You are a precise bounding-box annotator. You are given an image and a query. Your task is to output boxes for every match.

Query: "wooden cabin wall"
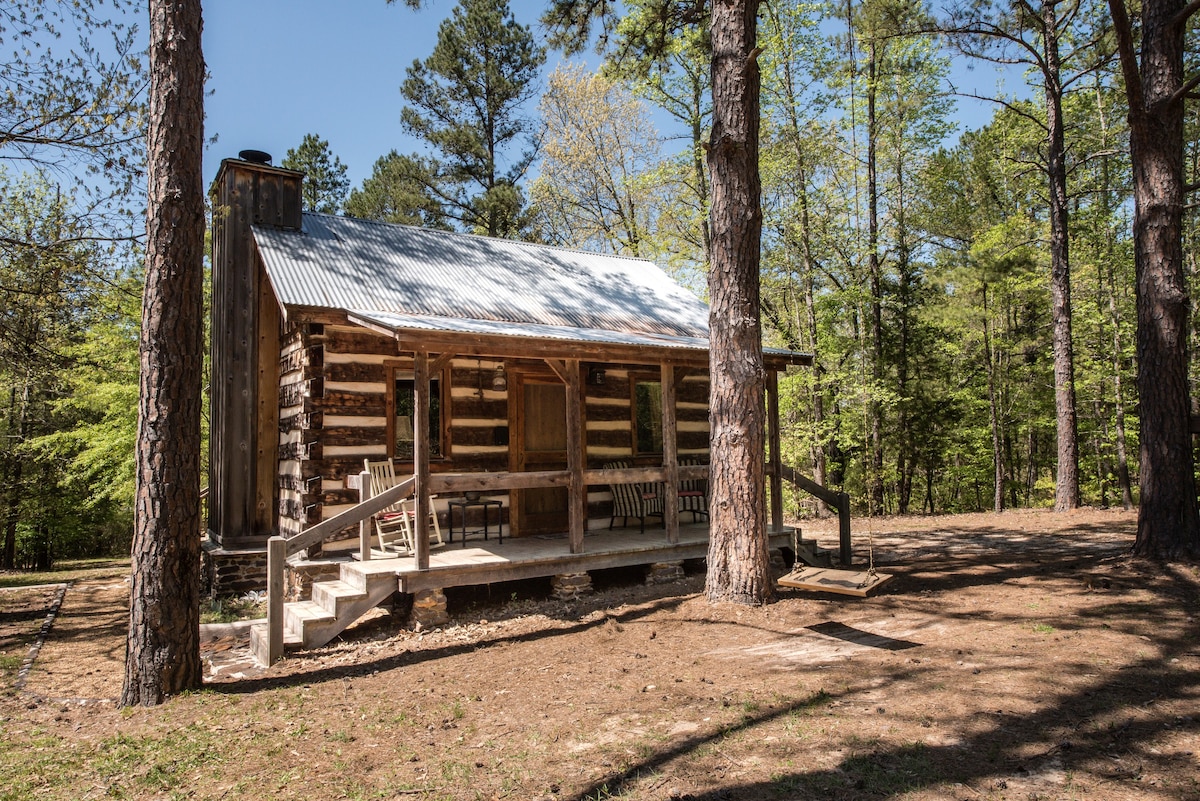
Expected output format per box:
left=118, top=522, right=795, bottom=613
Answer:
left=583, top=369, right=710, bottom=462
left=274, top=321, right=712, bottom=540
left=583, top=368, right=710, bottom=520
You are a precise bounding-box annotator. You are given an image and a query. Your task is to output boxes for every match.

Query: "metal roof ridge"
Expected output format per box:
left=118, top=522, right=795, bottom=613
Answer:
left=305, top=211, right=660, bottom=266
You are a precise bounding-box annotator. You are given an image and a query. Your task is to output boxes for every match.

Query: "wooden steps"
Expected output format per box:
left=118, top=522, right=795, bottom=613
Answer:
left=251, top=561, right=400, bottom=666
left=793, top=537, right=835, bottom=568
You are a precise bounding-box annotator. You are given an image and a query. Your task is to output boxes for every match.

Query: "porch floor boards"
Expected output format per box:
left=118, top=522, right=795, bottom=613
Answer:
left=349, top=523, right=798, bottom=593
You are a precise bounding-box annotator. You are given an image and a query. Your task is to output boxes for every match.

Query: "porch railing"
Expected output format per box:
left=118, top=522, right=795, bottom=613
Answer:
left=777, top=464, right=852, bottom=565
left=264, top=472, right=415, bottom=665
left=263, top=464, right=698, bottom=664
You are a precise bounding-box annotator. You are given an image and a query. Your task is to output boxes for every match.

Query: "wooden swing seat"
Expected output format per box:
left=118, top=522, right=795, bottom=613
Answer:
left=777, top=566, right=893, bottom=597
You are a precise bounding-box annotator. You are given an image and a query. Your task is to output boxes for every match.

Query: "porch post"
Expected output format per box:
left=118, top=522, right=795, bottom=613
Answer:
left=414, top=351, right=431, bottom=570
left=767, top=369, right=783, bottom=533
left=661, top=363, right=680, bottom=544
left=565, top=359, right=586, bottom=554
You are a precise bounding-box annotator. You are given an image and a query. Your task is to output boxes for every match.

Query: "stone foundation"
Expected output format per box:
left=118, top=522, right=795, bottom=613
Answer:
left=646, top=561, right=685, bottom=585
left=201, top=541, right=268, bottom=597
left=551, top=571, right=593, bottom=600
left=411, top=588, right=450, bottom=629
left=771, top=548, right=789, bottom=572
left=285, top=557, right=344, bottom=602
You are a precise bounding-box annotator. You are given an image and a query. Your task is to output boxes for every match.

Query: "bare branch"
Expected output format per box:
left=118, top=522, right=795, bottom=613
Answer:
left=1107, top=0, right=1144, bottom=114
left=1171, top=0, right=1200, bottom=28
left=1167, top=73, right=1200, bottom=108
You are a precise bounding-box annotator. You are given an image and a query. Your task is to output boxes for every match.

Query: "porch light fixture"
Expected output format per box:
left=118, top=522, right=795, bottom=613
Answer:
left=492, top=363, right=508, bottom=391
left=587, top=366, right=606, bottom=386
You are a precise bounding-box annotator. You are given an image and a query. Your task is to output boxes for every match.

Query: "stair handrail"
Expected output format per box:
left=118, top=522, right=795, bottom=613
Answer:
left=265, top=474, right=416, bottom=665
left=282, top=474, right=416, bottom=558
left=778, top=464, right=852, bottom=565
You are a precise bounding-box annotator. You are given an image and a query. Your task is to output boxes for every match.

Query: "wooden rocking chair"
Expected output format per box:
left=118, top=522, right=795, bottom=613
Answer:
left=364, top=459, right=444, bottom=556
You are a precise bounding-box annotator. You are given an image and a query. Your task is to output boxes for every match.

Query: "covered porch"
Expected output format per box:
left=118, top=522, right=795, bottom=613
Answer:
left=253, top=517, right=811, bottom=665
left=321, top=522, right=799, bottom=596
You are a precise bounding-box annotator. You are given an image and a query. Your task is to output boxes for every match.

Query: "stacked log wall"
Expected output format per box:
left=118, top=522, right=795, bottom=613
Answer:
left=274, top=322, right=712, bottom=540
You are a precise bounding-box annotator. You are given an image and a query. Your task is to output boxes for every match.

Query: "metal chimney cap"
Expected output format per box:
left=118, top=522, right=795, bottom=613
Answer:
left=238, top=149, right=272, bottom=164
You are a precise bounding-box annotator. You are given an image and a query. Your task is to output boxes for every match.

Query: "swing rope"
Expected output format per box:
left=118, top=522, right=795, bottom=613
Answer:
left=858, top=298, right=880, bottom=590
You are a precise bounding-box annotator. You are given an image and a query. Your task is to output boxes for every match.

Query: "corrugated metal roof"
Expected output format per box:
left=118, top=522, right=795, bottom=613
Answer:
left=253, top=213, right=710, bottom=339
left=346, top=309, right=712, bottom=353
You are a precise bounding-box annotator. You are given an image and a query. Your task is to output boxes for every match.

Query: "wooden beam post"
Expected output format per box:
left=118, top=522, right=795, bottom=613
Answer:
left=565, top=359, right=586, bottom=553
left=266, top=535, right=285, bottom=665
left=767, top=369, right=783, bottom=533
left=662, top=363, right=680, bottom=544
left=414, top=351, right=431, bottom=570
left=358, top=468, right=373, bottom=562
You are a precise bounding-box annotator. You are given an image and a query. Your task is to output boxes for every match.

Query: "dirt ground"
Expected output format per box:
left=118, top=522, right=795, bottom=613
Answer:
left=2, top=507, right=1199, bottom=800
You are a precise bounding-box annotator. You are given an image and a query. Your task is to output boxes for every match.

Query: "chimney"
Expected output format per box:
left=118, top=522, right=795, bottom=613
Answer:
left=208, top=155, right=303, bottom=548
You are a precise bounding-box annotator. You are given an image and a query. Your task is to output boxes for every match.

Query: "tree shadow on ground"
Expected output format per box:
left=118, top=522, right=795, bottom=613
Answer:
left=565, top=560, right=1200, bottom=800
left=211, top=590, right=697, bottom=694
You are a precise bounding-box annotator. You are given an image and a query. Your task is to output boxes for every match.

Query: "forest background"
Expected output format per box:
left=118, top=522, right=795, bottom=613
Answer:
left=0, top=0, right=1176, bottom=569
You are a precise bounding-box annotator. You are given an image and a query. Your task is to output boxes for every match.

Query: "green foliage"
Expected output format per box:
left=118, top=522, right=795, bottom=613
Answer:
left=345, top=151, right=449, bottom=227
left=281, top=133, right=350, bottom=214
left=529, top=64, right=664, bottom=256
left=394, top=0, right=546, bottom=237
left=0, top=173, right=140, bottom=568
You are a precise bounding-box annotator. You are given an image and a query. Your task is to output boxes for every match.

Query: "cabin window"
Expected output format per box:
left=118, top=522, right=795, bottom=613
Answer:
left=632, top=378, right=663, bottom=455
left=389, top=368, right=444, bottom=460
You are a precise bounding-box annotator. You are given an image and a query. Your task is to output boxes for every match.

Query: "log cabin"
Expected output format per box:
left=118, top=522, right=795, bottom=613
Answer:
left=200, top=154, right=818, bottom=664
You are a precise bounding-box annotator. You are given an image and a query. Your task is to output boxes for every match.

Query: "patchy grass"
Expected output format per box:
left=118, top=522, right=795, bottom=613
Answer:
left=200, top=593, right=267, bottom=624
left=6, top=508, right=1200, bottom=801
left=0, top=557, right=128, bottom=589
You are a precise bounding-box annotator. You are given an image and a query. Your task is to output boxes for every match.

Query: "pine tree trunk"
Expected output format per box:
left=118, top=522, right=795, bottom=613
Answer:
left=122, top=0, right=205, bottom=706
left=1, top=382, right=28, bottom=570
left=983, top=287, right=1005, bottom=513
left=1109, top=0, right=1200, bottom=559
left=866, top=44, right=886, bottom=515
left=705, top=0, right=772, bottom=605
left=1110, top=291, right=1135, bottom=510
left=1042, top=3, right=1081, bottom=511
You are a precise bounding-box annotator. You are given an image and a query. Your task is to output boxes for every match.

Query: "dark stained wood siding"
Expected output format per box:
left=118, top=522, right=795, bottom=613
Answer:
left=273, top=324, right=712, bottom=541
left=208, top=160, right=302, bottom=547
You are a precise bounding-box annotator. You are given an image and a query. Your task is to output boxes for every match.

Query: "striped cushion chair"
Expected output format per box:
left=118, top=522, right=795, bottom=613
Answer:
left=605, top=460, right=665, bottom=533
left=678, top=456, right=709, bottom=522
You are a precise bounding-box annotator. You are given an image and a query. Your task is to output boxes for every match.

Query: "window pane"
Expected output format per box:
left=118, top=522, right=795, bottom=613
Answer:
left=634, top=380, right=663, bottom=454
left=394, top=375, right=441, bottom=459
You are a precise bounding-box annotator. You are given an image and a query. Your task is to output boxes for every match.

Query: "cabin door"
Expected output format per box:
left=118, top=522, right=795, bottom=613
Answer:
left=511, top=377, right=569, bottom=537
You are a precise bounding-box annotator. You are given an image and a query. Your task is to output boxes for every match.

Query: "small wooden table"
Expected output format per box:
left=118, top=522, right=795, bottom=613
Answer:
left=447, top=498, right=504, bottom=546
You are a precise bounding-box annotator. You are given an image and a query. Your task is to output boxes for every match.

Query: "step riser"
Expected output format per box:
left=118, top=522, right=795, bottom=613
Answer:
left=311, top=582, right=368, bottom=617
left=255, top=568, right=401, bottom=664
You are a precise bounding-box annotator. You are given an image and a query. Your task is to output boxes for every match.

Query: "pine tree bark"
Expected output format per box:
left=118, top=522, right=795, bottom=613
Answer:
left=866, top=42, right=886, bottom=515
left=1109, top=0, right=1200, bottom=560
left=1041, top=2, right=1081, bottom=511
left=122, top=0, right=205, bottom=706
left=983, top=287, right=1005, bottom=513
left=705, top=0, right=773, bottom=605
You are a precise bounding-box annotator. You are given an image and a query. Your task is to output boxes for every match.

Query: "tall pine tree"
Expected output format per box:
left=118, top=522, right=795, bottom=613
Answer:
left=389, top=0, right=544, bottom=237
left=282, top=133, right=350, bottom=214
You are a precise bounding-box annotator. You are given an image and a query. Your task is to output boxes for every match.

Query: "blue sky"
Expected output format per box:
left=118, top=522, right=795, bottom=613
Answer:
left=202, top=0, right=563, bottom=189
left=202, top=0, right=1011, bottom=192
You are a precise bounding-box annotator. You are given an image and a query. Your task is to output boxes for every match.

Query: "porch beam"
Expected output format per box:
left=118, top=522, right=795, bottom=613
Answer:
left=347, top=318, right=809, bottom=372
left=428, top=351, right=455, bottom=375
left=767, top=369, right=784, bottom=533
left=414, top=351, right=431, bottom=570
left=564, top=359, right=586, bottom=553
left=427, top=466, right=699, bottom=495
left=661, top=362, right=680, bottom=544
left=542, top=358, right=571, bottom=385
